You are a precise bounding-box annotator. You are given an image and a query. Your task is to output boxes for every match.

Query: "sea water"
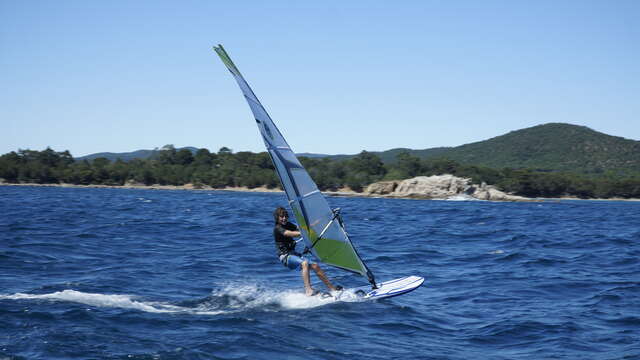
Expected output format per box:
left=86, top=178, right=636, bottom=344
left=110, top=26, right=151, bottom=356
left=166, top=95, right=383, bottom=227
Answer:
left=0, top=186, right=638, bottom=359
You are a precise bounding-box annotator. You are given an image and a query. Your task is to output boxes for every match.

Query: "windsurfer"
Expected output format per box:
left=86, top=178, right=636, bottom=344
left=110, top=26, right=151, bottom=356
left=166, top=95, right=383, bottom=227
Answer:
left=273, top=207, right=342, bottom=296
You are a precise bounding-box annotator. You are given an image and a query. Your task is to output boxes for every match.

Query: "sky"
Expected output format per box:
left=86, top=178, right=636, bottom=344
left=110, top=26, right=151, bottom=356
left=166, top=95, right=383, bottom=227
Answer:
left=1, top=1, right=639, bottom=157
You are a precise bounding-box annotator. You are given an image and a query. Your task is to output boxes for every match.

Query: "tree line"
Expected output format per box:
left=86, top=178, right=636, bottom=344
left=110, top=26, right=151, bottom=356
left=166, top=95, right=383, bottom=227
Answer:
left=1, top=146, right=639, bottom=199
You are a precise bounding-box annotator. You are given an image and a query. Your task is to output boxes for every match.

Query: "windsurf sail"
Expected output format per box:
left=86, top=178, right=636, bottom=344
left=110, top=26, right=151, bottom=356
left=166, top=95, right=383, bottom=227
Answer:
left=213, top=44, right=376, bottom=287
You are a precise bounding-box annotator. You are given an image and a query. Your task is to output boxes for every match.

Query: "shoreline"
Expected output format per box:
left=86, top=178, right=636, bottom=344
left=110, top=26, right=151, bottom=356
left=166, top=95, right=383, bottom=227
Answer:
left=1, top=182, right=638, bottom=202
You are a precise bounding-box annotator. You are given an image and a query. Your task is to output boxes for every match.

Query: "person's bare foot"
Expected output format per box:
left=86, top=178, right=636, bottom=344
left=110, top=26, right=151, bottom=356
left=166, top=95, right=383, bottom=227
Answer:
left=305, top=288, right=319, bottom=296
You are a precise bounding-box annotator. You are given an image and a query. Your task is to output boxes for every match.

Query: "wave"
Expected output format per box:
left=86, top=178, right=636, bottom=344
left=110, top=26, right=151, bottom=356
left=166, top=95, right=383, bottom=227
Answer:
left=444, top=194, right=482, bottom=201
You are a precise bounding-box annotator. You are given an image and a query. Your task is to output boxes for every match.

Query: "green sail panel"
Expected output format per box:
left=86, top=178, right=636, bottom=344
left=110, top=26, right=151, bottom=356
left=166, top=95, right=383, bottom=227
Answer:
left=213, top=44, right=374, bottom=282
left=314, top=238, right=366, bottom=273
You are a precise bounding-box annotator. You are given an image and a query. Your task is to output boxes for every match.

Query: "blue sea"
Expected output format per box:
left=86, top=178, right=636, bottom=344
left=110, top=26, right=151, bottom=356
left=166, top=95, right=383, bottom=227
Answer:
left=1, top=186, right=638, bottom=359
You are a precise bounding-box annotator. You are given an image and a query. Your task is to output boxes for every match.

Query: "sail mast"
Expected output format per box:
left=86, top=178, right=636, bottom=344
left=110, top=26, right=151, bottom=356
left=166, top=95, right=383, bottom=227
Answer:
left=213, top=44, right=376, bottom=287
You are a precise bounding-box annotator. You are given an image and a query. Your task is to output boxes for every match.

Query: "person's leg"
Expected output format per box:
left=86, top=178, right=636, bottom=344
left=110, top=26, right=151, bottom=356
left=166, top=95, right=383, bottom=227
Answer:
left=301, top=260, right=316, bottom=296
left=310, top=263, right=339, bottom=291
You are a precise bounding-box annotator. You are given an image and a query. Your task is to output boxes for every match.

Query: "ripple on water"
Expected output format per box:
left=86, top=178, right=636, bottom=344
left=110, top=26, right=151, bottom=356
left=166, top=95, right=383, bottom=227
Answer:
left=1, top=187, right=639, bottom=359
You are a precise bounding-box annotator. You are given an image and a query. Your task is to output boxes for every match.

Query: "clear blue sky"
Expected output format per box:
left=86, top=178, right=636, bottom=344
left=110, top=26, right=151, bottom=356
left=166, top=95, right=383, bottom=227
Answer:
left=2, top=1, right=638, bottom=157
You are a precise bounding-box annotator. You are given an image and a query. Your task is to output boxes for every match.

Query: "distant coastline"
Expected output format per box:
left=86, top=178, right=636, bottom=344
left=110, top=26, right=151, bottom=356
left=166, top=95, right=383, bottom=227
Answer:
left=0, top=182, right=283, bottom=193
left=2, top=182, right=638, bottom=202
left=4, top=144, right=640, bottom=201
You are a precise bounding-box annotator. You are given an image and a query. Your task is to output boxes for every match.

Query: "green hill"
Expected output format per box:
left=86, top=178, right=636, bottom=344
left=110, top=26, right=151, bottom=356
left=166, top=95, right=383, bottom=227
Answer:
left=430, top=123, right=640, bottom=175
left=348, top=123, right=637, bottom=176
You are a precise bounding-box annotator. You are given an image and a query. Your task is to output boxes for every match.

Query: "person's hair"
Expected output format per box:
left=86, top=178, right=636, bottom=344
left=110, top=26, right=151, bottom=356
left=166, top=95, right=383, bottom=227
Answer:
left=274, top=207, right=288, bottom=224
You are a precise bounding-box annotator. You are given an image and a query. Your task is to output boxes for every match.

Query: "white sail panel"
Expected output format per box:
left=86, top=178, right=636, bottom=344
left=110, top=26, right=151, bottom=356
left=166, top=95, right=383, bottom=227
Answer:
left=269, top=151, right=297, bottom=199
left=278, top=150, right=304, bottom=170
left=290, top=169, right=319, bottom=199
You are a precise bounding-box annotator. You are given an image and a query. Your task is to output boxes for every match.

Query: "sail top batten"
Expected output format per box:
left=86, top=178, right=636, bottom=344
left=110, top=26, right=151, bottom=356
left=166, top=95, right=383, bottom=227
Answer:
left=214, top=45, right=375, bottom=283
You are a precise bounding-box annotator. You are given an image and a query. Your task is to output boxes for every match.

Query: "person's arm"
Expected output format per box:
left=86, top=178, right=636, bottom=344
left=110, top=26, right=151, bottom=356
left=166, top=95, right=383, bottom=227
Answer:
left=276, top=223, right=301, bottom=238
left=283, top=229, right=301, bottom=237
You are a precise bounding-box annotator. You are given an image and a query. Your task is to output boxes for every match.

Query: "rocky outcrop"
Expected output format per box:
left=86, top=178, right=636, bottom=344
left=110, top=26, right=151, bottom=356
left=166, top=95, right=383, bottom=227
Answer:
left=392, top=175, right=469, bottom=199
left=469, top=182, right=528, bottom=201
left=364, top=175, right=529, bottom=201
left=366, top=181, right=398, bottom=195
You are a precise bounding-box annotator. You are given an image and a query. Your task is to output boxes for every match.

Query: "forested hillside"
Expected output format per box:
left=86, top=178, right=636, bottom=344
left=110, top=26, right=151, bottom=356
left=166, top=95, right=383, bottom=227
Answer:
left=73, top=123, right=639, bottom=177
left=1, top=146, right=639, bottom=199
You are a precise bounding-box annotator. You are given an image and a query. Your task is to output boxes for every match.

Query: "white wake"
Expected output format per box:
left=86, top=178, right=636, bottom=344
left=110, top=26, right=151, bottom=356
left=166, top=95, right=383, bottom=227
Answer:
left=1, top=284, right=363, bottom=315
left=1, top=290, right=195, bottom=314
